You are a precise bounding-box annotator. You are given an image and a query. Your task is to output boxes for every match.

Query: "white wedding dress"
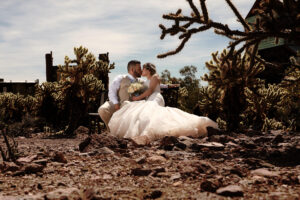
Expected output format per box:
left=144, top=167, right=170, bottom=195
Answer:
left=108, top=80, right=218, bottom=141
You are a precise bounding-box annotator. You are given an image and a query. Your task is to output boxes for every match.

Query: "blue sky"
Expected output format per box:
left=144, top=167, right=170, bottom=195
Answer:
left=0, top=0, right=254, bottom=83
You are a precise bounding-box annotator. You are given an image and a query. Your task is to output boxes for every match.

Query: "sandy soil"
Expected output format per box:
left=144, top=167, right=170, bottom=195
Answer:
left=0, top=128, right=299, bottom=199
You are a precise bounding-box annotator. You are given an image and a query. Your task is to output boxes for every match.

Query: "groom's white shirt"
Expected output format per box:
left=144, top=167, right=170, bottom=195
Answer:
left=108, top=74, right=136, bottom=105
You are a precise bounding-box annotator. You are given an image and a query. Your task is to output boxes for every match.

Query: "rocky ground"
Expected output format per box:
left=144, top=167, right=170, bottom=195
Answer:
left=0, top=127, right=299, bottom=199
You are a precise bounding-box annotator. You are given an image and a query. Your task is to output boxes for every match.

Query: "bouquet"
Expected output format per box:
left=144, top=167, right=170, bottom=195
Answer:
left=128, top=81, right=147, bottom=98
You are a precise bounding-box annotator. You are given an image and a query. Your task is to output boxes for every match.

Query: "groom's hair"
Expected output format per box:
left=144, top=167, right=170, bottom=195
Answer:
left=127, top=60, right=141, bottom=72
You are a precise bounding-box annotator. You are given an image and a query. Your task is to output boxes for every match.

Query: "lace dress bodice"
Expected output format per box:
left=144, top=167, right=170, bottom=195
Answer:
left=144, top=79, right=161, bottom=93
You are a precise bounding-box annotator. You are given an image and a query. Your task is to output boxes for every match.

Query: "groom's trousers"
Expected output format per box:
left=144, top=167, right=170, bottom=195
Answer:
left=98, top=101, right=116, bottom=130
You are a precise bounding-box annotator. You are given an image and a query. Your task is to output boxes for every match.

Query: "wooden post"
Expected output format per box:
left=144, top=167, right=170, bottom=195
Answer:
left=98, top=52, right=110, bottom=93
left=45, top=52, right=54, bottom=82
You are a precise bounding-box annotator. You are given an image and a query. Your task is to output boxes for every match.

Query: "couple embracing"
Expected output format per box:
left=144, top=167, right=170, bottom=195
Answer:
left=98, top=60, right=218, bottom=144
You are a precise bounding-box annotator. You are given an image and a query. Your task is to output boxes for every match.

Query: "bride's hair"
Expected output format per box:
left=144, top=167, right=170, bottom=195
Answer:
left=143, top=63, right=156, bottom=75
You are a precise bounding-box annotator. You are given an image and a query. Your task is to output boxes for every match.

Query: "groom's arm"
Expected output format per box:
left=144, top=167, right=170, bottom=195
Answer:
left=108, top=75, right=123, bottom=109
left=160, top=83, right=168, bottom=88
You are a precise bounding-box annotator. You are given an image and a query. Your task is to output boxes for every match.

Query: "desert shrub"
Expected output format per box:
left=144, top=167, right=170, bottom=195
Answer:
left=0, top=93, right=37, bottom=124
left=202, top=48, right=265, bottom=131
left=196, top=86, right=222, bottom=121
left=35, top=82, right=66, bottom=129
left=161, top=66, right=201, bottom=112
left=56, top=46, right=114, bottom=135
left=243, top=84, right=291, bottom=131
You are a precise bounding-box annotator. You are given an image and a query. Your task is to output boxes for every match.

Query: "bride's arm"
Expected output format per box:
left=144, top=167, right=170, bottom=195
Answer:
left=132, top=75, right=159, bottom=101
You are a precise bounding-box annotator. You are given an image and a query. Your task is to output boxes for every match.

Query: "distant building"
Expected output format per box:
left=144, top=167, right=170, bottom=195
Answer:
left=245, top=0, right=300, bottom=83
left=0, top=78, right=38, bottom=96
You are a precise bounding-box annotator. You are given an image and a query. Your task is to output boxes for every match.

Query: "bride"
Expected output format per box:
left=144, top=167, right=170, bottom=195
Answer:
left=108, top=63, right=218, bottom=142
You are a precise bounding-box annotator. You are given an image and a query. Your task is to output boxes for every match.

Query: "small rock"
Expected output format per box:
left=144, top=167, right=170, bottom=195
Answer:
left=270, top=130, right=284, bottom=135
left=131, top=168, right=152, bottom=176
left=97, top=147, right=114, bottom=155
left=0, top=162, right=20, bottom=172
left=147, top=155, right=167, bottom=163
left=226, top=141, right=238, bottom=147
left=132, top=135, right=150, bottom=146
left=155, top=172, right=171, bottom=178
left=74, top=126, right=89, bottom=135
left=144, top=190, right=162, bottom=199
left=200, top=180, right=220, bottom=193
left=216, top=185, right=243, bottom=197
left=79, top=134, right=122, bottom=152
left=230, top=166, right=247, bottom=177
left=252, top=175, right=267, bottom=184
left=178, top=136, right=195, bottom=148
left=45, top=188, right=81, bottom=200
left=207, top=126, right=222, bottom=136
left=135, top=156, right=146, bottom=164
left=24, top=163, right=44, bottom=174
left=251, top=168, right=279, bottom=177
left=159, top=136, right=178, bottom=151
left=192, top=142, right=224, bottom=151
left=103, top=174, right=112, bottom=180
left=52, top=152, right=67, bottom=163
left=272, top=134, right=284, bottom=144
left=79, top=152, right=90, bottom=157
left=170, top=173, right=181, bottom=180
left=173, top=181, right=182, bottom=186
left=33, top=159, right=48, bottom=166
left=17, top=155, right=37, bottom=163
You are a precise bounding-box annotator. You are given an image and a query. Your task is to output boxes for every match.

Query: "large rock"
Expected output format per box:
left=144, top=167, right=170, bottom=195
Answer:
left=0, top=162, right=20, bottom=172
left=147, top=155, right=167, bottom=164
left=45, top=188, right=94, bottom=200
left=52, top=152, right=68, bottom=163
left=216, top=185, right=244, bottom=197
left=251, top=168, right=279, bottom=177
left=79, top=134, right=129, bottom=152
left=74, top=126, right=89, bottom=135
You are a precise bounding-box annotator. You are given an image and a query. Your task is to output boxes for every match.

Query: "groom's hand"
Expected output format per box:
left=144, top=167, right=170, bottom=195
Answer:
left=114, top=104, right=120, bottom=110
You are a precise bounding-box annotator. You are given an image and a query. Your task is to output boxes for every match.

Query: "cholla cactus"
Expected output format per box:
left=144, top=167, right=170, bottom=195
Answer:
left=262, top=118, right=285, bottom=132
left=0, top=93, right=25, bottom=122
left=23, top=95, right=38, bottom=115
left=57, top=46, right=114, bottom=136
left=35, top=82, right=63, bottom=127
left=244, top=84, right=291, bottom=130
left=202, top=48, right=265, bottom=130
left=279, top=63, right=300, bottom=130
left=0, top=92, right=37, bottom=125
left=197, top=86, right=222, bottom=121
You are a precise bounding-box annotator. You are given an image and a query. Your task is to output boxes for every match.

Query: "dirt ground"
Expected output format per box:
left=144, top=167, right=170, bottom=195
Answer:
left=0, top=127, right=299, bottom=199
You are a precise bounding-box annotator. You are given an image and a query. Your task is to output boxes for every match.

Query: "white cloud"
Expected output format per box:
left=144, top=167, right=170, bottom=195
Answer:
left=0, top=0, right=254, bottom=82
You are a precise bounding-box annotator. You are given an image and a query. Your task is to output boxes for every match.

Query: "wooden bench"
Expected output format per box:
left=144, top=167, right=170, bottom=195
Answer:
left=88, top=90, right=107, bottom=134
left=87, top=86, right=180, bottom=134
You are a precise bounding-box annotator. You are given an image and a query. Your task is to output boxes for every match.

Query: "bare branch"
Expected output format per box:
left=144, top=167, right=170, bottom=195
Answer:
left=225, top=0, right=250, bottom=31
left=157, top=34, right=191, bottom=58
left=199, top=0, right=209, bottom=23
left=187, top=0, right=201, bottom=20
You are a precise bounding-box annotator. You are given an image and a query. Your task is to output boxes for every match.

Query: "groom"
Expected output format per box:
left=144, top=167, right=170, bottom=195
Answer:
left=98, top=60, right=142, bottom=129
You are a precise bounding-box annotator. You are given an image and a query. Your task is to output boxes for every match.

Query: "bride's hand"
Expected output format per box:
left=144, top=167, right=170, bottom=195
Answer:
left=132, top=96, right=138, bottom=101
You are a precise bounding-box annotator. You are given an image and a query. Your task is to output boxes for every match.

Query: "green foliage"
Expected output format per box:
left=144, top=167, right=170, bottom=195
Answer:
left=202, top=49, right=265, bottom=130
left=244, top=84, right=291, bottom=130
left=197, top=86, right=222, bottom=121
left=35, top=82, right=65, bottom=128
left=160, top=66, right=201, bottom=112
left=278, top=64, right=300, bottom=130
left=57, top=46, right=114, bottom=135
left=178, top=66, right=201, bottom=112
left=160, top=69, right=179, bottom=84
left=0, top=92, right=37, bottom=123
